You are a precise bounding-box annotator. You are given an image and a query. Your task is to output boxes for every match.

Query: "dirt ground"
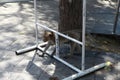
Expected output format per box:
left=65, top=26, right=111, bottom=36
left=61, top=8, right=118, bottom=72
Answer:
left=86, top=33, right=120, bottom=54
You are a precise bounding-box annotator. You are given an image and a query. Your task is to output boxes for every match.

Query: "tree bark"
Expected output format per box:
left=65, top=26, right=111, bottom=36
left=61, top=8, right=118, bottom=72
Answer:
left=59, top=0, right=83, bottom=32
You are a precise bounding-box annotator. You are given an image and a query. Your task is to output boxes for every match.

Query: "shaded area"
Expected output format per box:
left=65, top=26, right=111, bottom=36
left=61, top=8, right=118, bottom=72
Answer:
left=0, top=0, right=120, bottom=80
left=86, top=0, right=120, bottom=35
left=25, top=49, right=120, bottom=80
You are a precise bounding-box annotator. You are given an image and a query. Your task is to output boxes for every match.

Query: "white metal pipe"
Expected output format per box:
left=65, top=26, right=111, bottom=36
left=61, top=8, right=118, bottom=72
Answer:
left=81, top=0, right=86, bottom=71
left=37, top=46, right=83, bottom=73
left=15, top=45, right=37, bottom=55
left=53, top=56, right=83, bottom=73
left=15, top=42, right=48, bottom=55
left=38, top=42, right=48, bottom=47
left=31, top=49, right=38, bottom=62
left=55, top=34, right=60, bottom=57
left=63, top=63, right=106, bottom=80
left=34, top=0, right=39, bottom=46
left=37, top=23, right=83, bottom=45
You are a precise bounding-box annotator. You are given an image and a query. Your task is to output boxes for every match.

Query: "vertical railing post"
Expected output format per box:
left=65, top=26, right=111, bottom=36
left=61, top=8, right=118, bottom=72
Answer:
left=113, top=0, right=120, bottom=34
left=55, top=34, right=60, bottom=57
left=34, top=0, right=39, bottom=46
left=81, top=0, right=86, bottom=71
left=31, top=0, right=39, bottom=62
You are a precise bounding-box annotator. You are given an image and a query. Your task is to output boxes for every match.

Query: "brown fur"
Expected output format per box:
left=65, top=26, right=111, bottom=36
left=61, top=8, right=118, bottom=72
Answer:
left=42, top=30, right=82, bottom=56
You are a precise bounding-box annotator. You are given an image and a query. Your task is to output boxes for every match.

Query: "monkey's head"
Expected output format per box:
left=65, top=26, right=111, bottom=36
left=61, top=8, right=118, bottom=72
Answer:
left=43, top=31, right=55, bottom=42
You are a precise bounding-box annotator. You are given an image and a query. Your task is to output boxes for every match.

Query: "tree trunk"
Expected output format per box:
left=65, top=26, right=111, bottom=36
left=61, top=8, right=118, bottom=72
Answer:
left=59, top=0, right=83, bottom=32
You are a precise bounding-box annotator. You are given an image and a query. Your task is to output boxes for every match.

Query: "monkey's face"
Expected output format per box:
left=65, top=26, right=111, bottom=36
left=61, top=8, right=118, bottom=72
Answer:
left=43, top=31, right=55, bottom=42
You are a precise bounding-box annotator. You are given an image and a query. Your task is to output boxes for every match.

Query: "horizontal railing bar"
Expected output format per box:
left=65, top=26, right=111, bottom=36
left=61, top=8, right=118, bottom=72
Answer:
left=37, top=23, right=83, bottom=45
left=63, top=62, right=107, bottom=80
left=37, top=46, right=83, bottom=73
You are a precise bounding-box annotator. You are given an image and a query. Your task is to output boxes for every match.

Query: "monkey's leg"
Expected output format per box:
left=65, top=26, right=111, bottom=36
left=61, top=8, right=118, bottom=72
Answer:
left=70, top=42, right=77, bottom=55
left=37, top=42, right=51, bottom=57
left=73, top=44, right=82, bottom=56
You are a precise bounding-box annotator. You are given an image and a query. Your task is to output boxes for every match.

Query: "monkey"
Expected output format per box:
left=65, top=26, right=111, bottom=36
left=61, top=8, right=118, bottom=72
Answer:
left=42, top=30, right=82, bottom=57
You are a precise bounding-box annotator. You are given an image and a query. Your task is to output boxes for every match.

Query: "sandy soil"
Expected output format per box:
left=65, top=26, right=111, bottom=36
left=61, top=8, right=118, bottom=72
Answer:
left=86, top=33, right=120, bottom=54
